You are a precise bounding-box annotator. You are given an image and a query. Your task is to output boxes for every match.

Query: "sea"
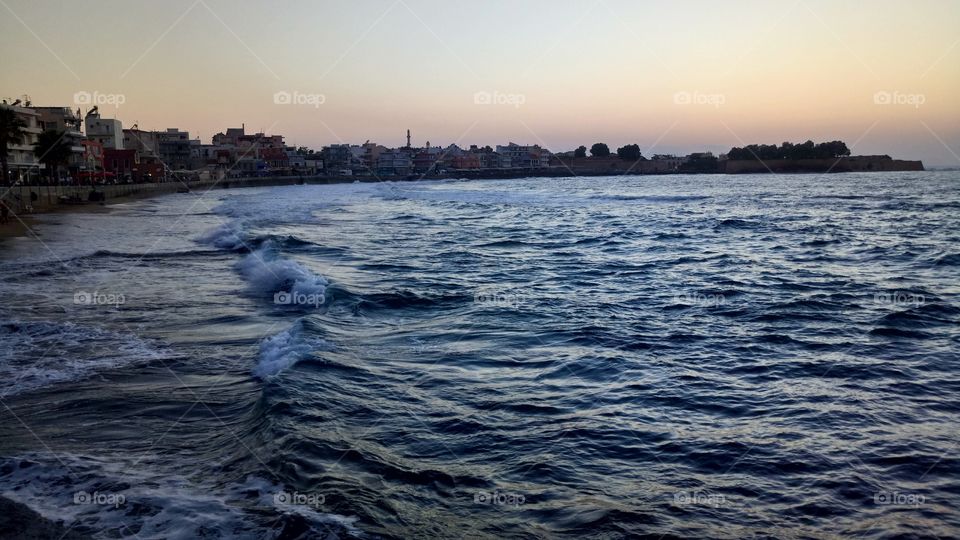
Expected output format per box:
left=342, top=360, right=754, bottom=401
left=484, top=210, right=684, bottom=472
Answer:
left=0, top=172, right=958, bottom=539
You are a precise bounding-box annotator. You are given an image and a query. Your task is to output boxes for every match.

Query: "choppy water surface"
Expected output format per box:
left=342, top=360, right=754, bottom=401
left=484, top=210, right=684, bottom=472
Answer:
left=0, top=173, right=958, bottom=539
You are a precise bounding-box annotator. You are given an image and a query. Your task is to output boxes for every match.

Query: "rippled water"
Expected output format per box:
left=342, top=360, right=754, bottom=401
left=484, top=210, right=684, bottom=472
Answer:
left=0, top=173, right=958, bottom=539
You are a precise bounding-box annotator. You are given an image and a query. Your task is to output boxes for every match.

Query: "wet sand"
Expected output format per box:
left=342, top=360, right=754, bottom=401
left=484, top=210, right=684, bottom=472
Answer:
left=0, top=176, right=311, bottom=241
left=0, top=198, right=118, bottom=241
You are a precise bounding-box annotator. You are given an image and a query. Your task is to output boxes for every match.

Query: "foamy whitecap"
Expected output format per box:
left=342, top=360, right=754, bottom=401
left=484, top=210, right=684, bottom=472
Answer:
left=237, top=242, right=328, bottom=299
left=195, top=222, right=246, bottom=250
left=254, top=321, right=330, bottom=379
left=0, top=453, right=363, bottom=539
left=0, top=320, right=176, bottom=397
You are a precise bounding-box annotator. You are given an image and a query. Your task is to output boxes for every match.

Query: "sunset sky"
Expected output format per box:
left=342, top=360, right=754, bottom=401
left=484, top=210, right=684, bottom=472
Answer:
left=1, top=0, right=958, bottom=165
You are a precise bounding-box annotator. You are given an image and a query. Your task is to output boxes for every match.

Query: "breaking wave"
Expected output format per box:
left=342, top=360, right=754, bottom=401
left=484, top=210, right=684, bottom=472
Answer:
left=254, top=321, right=331, bottom=379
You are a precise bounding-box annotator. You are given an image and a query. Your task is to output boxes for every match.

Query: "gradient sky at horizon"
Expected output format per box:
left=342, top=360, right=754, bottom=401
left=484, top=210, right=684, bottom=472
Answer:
left=1, top=0, right=958, bottom=165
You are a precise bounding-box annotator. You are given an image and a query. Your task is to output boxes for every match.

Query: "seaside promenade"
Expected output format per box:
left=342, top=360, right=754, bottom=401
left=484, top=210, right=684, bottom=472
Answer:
left=0, top=175, right=316, bottom=238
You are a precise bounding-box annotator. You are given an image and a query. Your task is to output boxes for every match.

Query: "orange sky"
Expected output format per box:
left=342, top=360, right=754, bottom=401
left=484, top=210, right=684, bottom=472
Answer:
left=1, top=0, right=958, bottom=165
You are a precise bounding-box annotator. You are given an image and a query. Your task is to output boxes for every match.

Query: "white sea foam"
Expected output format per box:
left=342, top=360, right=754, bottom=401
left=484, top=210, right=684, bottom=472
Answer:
left=195, top=222, right=246, bottom=250
left=254, top=321, right=330, bottom=379
left=0, top=453, right=363, bottom=539
left=237, top=242, right=328, bottom=299
left=0, top=320, right=175, bottom=397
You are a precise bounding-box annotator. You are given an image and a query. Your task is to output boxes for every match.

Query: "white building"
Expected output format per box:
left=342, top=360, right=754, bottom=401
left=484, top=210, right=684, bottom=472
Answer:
left=285, top=147, right=307, bottom=170
left=376, top=149, right=413, bottom=175
left=34, top=106, right=86, bottom=174
left=496, top=142, right=551, bottom=168
left=1, top=104, right=42, bottom=183
left=85, top=110, right=123, bottom=149
left=123, top=128, right=161, bottom=158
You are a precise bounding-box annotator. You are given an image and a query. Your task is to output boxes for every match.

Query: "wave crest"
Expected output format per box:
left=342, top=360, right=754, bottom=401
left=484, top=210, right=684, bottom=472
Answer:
left=255, top=321, right=330, bottom=379
left=196, top=222, right=246, bottom=250
left=237, top=242, right=328, bottom=300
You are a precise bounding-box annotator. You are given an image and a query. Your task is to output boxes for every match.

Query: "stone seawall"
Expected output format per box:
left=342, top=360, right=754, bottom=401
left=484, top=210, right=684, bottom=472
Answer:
left=722, top=157, right=924, bottom=174
left=556, top=156, right=924, bottom=175
left=556, top=158, right=681, bottom=175
left=1, top=176, right=313, bottom=214
left=0, top=157, right=928, bottom=216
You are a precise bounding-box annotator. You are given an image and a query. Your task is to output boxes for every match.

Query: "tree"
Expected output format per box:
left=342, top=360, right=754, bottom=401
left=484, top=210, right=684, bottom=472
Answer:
left=34, top=130, right=73, bottom=182
left=616, top=144, right=643, bottom=160
left=680, top=154, right=720, bottom=173
left=792, top=140, right=816, bottom=160
left=726, top=140, right=851, bottom=161
left=814, top=140, right=850, bottom=159
left=0, top=107, right=27, bottom=186
left=590, top=143, right=610, bottom=157
left=574, top=145, right=587, bottom=158
left=727, top=146, right=749, bottom=160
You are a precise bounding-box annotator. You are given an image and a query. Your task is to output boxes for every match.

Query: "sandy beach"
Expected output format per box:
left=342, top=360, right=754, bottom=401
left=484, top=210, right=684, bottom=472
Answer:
left=0, top=194, right=121, bottom=241
left=0, top=175, right=353, bottom=241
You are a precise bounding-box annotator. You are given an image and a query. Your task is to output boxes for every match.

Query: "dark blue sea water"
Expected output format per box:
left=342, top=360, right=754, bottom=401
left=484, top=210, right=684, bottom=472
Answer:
left=0, top=173, right=958, bottom=539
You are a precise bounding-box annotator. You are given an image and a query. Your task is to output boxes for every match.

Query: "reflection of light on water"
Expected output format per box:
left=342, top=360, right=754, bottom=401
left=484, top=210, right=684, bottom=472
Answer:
left=0, top=174, right=957, bottom=538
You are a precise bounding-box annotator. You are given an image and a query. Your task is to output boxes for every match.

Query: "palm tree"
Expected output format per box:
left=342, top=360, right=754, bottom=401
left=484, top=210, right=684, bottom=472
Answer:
left=34, top=130, right=73, bottom=184
left=0, top=106, right=27, bottom=186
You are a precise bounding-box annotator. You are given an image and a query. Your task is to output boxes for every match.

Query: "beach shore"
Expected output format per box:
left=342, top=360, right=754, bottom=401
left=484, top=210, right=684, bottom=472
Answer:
left=0, top=164, right=929, bottom=241
left=0, top=189, right=152, bottom=241
left=0, top=175, right=309, bottom=241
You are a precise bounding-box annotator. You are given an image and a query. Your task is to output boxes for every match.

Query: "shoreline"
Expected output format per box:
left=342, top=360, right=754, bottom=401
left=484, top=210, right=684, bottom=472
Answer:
left=0, top=166, right=934, bottom=240
left=0, top=176, right=307, bottom=240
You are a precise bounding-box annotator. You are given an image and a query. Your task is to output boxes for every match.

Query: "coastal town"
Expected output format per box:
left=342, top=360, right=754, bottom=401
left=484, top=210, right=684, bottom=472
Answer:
left=1, top=96, right=923, bottom=190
